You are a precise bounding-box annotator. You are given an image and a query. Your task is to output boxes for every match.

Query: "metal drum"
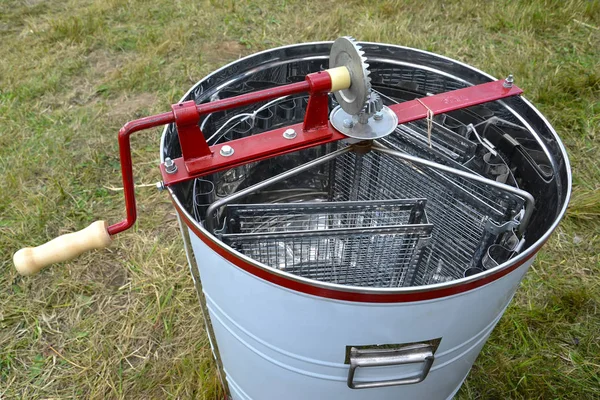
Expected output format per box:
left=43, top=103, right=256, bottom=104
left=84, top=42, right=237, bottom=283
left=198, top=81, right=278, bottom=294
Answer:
left=161, top=42, right=571, bottom=399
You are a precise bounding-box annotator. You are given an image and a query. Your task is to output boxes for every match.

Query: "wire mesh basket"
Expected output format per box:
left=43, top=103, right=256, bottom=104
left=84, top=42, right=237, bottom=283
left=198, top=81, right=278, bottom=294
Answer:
left=220, top=200, right=433, bottom=287
left=330, top=144, right=525, bottom=285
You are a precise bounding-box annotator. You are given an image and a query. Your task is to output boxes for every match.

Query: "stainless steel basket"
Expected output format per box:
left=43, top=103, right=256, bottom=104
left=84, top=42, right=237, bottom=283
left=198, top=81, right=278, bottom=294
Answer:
left=220, top=200, right=432, bottom=287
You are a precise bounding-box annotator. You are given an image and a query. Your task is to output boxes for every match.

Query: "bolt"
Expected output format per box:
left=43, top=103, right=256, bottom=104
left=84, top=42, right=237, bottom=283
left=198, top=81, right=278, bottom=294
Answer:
left=503, top=74, right=514, bottom=88
left=283, top=128, right=297, bottom=139
left=164, top=157, right=177, bottom=174
left=358, top=112, right=370, bottom=124
left=373, top=111, right=384, bottom=121
left=220, top=145, right=234, bottom=157
left=343, top=119, right=354, bottom=129
left=156, top=181, right=165, bottom=191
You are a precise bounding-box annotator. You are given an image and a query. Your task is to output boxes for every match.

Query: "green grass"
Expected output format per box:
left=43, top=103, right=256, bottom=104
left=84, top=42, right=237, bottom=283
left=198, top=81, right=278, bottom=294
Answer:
left=0, top=0, right=598, bottom=398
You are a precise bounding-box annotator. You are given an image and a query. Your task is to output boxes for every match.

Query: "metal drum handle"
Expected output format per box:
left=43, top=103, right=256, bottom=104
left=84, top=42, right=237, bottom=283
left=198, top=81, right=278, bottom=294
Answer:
left=347, top=343, right=435, bottom=389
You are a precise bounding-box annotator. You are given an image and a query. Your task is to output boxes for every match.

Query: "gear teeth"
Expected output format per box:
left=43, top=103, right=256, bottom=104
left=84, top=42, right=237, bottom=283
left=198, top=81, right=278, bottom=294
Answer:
left=356, top=92, right=383, bottom=124
left=347, top=36, right=372, bottom=92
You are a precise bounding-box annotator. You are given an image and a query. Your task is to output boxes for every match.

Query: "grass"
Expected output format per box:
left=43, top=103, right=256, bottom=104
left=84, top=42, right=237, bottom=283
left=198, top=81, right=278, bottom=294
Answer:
left=0, top=0, right=598, bottom=398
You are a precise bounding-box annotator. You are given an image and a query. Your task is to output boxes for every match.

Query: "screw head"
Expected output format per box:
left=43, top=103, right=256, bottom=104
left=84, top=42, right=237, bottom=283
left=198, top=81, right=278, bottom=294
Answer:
left=503, top=74, right=514, bottom=88
left=220, top=145, right=234, bottom=157
left=156, top=181, right=165, bottom=191
left=373, top=112, right=384, bottom=121
left=164, top=157, right=177, bottom=174
left=343, top=119, right=354, bottom=129
left=283, top=128, right=297, bottom=139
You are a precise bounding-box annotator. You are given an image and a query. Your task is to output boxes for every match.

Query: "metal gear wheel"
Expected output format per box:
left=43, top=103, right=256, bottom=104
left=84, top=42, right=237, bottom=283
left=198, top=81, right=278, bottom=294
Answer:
left=329, top=36, right=372, bottom=115
left=357, top=92, right=383, bottom=124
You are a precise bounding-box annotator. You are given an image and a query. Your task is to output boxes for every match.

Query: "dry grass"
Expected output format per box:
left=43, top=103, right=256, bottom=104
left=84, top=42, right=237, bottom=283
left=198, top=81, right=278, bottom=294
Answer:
left=1, top=0, right=598, bottom=399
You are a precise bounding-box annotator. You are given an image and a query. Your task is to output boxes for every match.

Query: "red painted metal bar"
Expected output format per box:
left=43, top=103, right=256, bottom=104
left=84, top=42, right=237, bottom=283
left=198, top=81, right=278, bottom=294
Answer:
left=162, top=124, right=346, bottom=186
left=390, top=80, right=523, bottom=123
left=175, top=81, right=315, bottom=174
left=162, top=80, right=523, bottom=186
left=179, top=71, right=333, bottom=174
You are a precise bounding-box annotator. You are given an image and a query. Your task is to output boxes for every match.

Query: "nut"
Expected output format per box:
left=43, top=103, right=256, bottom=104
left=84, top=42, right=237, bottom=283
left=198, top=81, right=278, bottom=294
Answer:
left=220, top=145, right=234, bottom=157
left=164, top=157, right=177, bottom=174
left=283, top=129, right=297, bottom=139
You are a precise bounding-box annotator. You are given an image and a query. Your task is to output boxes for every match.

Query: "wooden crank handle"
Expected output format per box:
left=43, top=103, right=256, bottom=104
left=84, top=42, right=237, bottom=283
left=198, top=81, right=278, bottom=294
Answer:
left=13, top=221, right=112, bottom=276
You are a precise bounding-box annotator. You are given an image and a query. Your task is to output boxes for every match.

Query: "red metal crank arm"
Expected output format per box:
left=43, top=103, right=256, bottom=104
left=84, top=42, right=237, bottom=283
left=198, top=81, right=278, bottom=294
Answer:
left=108, top=111, right=176, bottom=235
left=197, top=81, right=310, bottom=115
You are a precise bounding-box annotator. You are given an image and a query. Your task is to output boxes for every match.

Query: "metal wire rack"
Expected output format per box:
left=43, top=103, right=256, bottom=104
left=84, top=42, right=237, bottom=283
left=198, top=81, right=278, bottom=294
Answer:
left=379, top=133, right=523, bottom=219
left=370, top=67, right=468, bottom=94
left=328, top=149, right=517, bottom=285
left=201, top=141, right=531, bottom=288
left=223, top=199, right=428, bottom=233
left=221, top=200, right=433, bottom=287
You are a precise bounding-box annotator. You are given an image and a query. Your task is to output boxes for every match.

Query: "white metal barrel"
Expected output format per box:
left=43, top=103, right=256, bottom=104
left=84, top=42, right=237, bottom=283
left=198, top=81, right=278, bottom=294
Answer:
left=162, top=42, right=571, bottom=399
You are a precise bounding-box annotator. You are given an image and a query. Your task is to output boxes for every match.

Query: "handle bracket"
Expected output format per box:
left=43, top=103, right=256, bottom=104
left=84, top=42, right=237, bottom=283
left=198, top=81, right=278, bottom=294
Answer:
left=346, top=338, right=441, bottom=389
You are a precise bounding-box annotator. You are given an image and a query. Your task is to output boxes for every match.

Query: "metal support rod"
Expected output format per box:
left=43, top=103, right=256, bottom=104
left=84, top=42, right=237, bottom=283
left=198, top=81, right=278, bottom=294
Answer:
left=205, top=146, right=354, bottom=232
left=371, top=142, right=534, bottom=234
left=196, top=81, right=310, bottom=116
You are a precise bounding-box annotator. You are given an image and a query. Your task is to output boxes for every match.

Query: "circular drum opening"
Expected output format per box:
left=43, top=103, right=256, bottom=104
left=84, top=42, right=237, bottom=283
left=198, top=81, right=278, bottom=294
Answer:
left=162, top=42, right=570, bottom=292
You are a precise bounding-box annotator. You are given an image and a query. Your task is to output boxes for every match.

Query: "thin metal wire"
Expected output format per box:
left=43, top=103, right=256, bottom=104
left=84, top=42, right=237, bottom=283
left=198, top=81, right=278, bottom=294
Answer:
left=206, top=95, right=290, bottom=144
